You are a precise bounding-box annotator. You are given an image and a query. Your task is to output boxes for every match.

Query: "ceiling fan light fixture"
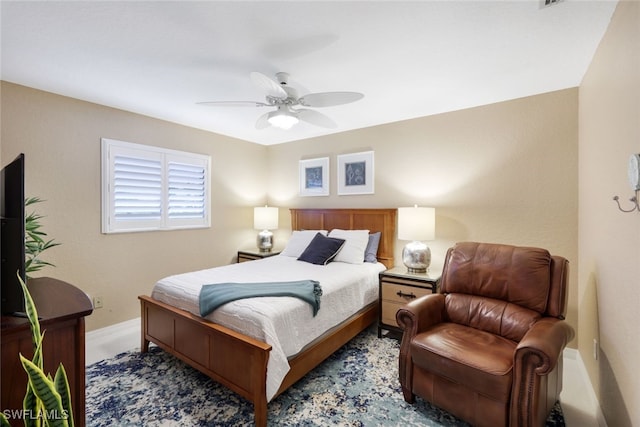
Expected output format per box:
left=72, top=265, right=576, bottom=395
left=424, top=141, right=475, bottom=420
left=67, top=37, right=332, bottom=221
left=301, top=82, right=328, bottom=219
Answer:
left=267, top=109, right=299, bottom=130
left=199, top=72, right=363, bottom=131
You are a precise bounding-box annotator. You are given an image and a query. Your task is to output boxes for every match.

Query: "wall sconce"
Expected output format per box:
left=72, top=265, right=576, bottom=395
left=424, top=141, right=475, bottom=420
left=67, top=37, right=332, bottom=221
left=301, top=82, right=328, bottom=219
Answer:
left=613, top=193, right=639, bottom=213
left=397, top=206, right=435, bottom=273
left=254, top=206, right=279, bottom=252
left=613, top=153, right=640, bottom=213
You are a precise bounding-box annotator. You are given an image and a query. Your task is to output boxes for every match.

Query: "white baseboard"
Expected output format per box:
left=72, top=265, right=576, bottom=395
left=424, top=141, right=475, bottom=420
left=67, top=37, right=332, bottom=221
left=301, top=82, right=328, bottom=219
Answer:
left=562, top=347, right=607, bottom=427
left=574, top=349, right=608, bottom=427
left=85, top=317, right=141, bottom=366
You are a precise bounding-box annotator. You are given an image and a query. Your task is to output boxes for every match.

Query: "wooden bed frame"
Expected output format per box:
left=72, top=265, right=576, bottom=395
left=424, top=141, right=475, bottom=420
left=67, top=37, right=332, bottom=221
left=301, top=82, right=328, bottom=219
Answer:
left=139, top=208, right=396, bottom=426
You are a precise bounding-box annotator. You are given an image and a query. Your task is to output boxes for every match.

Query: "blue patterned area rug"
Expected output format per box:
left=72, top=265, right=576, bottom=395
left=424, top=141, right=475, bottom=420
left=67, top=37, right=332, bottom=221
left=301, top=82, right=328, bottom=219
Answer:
left=86, top=327, right=565, bottom=426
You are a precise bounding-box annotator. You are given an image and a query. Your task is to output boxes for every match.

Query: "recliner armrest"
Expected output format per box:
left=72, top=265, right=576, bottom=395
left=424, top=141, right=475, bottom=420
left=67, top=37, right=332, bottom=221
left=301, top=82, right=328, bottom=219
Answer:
left=511, top=318, right=575, bottom=425
left=396, top=293, right=446, bottom=403
left=515, top=317, right=575, bottom=374
left=396, top=293, right=446, bottom=337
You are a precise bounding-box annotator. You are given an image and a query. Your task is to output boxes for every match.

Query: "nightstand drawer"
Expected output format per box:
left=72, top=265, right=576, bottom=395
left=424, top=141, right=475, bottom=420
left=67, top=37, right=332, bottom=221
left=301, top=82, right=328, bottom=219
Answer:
left=381, top=301, right=405, bottom=327
left=378, top=266, right=441, bottom=338
left=381, top=283, right=432, bottom=304
left=237, top=250, right=280, bottom=263
left=238, top=253, right=259, bottom=263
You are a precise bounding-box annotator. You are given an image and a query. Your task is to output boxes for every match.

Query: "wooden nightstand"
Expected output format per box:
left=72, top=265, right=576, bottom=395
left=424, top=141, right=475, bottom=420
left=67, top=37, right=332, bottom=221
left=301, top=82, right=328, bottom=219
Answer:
left=237, top=249, right=281, bottom=263
left=378, top=266, right=441, bottom=338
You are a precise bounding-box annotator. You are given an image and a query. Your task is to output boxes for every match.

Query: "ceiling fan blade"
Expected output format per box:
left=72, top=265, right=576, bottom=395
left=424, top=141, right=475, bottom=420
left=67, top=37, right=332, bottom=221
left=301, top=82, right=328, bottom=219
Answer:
left=197, top=101, right=270, bottom=107
left=250, top=72, right=288, bottom=99
left=255, top=112, right=271, bottom=129
left=298, top=91, right=364, bottom=108
left=297, top=109, right=337, bottom=128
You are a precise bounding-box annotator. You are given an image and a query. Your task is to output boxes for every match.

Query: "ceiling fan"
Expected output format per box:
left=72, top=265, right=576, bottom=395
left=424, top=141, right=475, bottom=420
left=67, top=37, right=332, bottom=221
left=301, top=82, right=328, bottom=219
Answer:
left=198, top=72, right=364, bottom=130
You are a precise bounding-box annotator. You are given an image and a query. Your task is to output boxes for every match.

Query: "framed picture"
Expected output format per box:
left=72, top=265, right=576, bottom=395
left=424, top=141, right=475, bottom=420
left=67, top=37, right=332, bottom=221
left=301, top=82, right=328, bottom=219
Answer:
left=337, top=151, right=374, bottom=195
left=299, top=157, right=329, bottom=196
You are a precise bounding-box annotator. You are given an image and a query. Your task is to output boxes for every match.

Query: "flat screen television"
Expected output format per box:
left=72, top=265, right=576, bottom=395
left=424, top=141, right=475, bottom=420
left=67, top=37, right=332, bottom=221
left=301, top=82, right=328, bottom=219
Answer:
left=1, top=153, right=26, bottom=315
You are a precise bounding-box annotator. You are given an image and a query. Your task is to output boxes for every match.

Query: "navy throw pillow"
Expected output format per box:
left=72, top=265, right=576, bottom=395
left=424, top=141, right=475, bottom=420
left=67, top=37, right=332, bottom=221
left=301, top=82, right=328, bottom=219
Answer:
left=298, top=232, right=346, bottom=265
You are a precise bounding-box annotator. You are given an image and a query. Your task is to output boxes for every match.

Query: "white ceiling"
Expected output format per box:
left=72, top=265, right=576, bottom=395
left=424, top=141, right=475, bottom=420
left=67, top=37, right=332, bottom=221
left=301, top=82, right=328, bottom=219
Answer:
left=1, top=1, right=617, bottom=146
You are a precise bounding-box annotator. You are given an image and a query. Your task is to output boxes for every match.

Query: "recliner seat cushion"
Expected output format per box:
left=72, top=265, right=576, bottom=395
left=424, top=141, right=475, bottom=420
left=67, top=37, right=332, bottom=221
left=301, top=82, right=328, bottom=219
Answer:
left=411, top=323, right=516, bottom=402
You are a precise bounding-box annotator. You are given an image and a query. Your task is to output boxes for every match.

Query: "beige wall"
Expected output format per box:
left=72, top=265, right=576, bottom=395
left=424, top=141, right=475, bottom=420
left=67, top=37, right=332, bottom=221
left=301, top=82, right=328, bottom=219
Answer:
left=269, top=89, right=579, bottom=344
left=579, top=1, right=640, bottom=425
left=1, top=82, right=268, bottom=330
left=1, top=82, right=580, bottom=341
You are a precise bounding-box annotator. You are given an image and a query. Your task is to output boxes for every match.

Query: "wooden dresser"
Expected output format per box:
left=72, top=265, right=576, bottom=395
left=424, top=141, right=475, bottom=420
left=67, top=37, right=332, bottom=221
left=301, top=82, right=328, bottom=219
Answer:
left=1, top=277, right=93, bottom=427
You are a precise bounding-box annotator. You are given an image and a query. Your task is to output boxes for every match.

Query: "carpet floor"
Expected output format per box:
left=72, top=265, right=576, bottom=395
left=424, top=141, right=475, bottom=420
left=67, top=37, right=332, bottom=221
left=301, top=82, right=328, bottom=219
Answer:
left=86, top=327, right=565, bottom=426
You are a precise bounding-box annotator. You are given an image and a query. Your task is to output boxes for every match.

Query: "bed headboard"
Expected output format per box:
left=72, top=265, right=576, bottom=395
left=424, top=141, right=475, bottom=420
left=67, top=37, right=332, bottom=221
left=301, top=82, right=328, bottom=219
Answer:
left=290, top=208, right=396, bottom=269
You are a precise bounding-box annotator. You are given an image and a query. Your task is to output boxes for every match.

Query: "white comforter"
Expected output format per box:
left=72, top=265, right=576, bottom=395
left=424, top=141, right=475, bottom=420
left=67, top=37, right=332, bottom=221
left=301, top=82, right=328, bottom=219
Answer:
left=151, top=255, right=384, bottom=401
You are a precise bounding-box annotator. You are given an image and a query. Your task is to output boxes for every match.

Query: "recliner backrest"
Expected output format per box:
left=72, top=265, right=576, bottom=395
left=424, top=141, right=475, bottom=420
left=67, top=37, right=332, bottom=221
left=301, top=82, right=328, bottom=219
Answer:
left=439, top=242, right=568, bottom=342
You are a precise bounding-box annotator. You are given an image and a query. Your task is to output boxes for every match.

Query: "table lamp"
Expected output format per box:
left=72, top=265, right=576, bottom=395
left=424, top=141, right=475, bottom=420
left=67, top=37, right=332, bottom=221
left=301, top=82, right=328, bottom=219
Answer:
left=397, top=206, right=435, bottom=273
left=254, top=206, right=278, bottom=252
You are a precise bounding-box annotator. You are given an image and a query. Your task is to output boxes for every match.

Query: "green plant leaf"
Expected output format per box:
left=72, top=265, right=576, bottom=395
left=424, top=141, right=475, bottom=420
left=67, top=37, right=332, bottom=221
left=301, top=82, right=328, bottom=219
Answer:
left=19, top=355, right=69, bottom=427
left=32, top=331, right=46, bottom=375
left=24, top=197, right=60, bottom=276
left=0, top=413, right=11, bottom=427
left=42, top=240, right=61, bottom=250
left=27, top=233, right=46, bottom=243
left=53, top=365, right=74, bottom=427
left=22, top=383, right=41, bottom=427
left=25, top=196, right=44, bottom=206
left=18, top=274, right=42, bottom=359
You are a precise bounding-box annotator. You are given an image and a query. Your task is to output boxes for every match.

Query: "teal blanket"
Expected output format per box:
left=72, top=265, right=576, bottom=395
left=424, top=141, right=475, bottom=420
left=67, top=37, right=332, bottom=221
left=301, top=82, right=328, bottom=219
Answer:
left=199, top=280, right=323, bottom=317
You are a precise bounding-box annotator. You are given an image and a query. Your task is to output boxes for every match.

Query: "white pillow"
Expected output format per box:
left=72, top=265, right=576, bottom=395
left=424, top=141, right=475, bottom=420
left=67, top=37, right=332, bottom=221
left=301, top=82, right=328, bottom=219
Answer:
left=328, top=229, right=370, bottom=264
left=280, top=230, right=328, bottom=257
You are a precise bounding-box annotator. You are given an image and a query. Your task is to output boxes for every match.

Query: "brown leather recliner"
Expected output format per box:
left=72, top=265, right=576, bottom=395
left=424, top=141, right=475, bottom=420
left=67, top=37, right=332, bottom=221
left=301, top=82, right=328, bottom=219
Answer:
left=396, top=242, right=575, bottom=427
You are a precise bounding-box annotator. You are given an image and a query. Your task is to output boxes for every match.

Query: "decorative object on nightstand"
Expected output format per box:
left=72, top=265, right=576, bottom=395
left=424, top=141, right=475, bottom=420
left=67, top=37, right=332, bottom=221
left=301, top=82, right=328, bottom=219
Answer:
left=378, top=266, right=440, bottom=338
left=237, top=249, right=281, bottom=263
left=397, top=206, right=435, bottom=273
left=254, top=206, right=278, bottom=252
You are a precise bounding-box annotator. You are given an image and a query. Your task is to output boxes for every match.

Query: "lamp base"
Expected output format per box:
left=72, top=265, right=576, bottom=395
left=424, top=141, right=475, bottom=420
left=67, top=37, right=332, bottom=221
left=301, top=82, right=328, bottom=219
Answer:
left=257, top=230, right=273, bottom=252
left=402, top=241, right=431, bottom=273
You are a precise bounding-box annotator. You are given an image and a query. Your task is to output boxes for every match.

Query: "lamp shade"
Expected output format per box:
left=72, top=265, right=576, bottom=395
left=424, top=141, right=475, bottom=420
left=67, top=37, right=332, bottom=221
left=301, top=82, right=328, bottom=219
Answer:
left=254, top=206, right=279, bottom=230
left=397, top=206, right=435, bottom=241
left=268, top=109, right=299, bottom=130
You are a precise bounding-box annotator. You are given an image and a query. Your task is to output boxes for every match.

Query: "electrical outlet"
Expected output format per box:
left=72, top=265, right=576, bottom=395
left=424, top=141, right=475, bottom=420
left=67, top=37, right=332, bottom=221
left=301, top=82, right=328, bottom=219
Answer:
left=93, top=296, right=104, bottom=309
left=593, top=338, right=599, bottom=360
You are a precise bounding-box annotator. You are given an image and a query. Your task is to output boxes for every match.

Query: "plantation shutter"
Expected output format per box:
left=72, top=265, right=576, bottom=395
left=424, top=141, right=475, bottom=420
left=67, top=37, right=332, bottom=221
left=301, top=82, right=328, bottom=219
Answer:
left=102, top=138, right=210, bottom=233
left=167, top=161, right=205, bottom=220
left=113, top=155, right=163, bottom=221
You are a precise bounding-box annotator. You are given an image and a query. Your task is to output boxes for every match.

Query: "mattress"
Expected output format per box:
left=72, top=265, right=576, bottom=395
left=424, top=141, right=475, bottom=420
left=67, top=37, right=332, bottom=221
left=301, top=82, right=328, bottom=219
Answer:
left=151, top=255, right=385, bottom=400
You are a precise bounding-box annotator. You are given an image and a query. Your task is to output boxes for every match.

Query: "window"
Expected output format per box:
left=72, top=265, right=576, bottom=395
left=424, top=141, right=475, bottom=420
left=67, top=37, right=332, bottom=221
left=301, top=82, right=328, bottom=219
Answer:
left=101, top=138, right=210, bottom=233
